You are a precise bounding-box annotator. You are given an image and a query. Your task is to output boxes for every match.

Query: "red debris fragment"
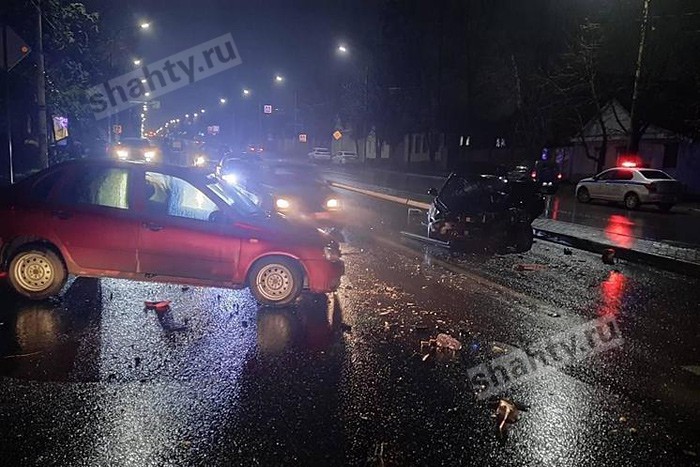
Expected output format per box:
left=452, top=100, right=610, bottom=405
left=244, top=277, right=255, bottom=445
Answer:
left=144, top=300, right=171, bottom=311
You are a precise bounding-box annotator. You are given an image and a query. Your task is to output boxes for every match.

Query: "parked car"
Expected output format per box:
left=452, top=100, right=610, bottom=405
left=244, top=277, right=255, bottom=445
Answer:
left=332, top=150, right=359, bottom=164
left=0, top=160, right=343, bottom=306
left=237, top=160, right=344, bottom=237
left=576, top=167, right=681, bottom=211
left=308, top=147, right=332, bottom=162
left=427, top=167, right=544, bottom=252
left=108, top=137, right=159, bottom=163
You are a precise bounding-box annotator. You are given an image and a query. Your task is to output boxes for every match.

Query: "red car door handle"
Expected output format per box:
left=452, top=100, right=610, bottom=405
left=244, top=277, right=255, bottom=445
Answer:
left=143, top=222, right=163, bottom=231
left=51, top=210, right=72, bottom=220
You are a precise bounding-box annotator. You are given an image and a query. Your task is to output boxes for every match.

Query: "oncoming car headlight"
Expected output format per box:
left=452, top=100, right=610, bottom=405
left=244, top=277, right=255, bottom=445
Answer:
left=222, top=173, right=238, bottom=184
left=325, top=198, right=340, bottom=210
left=194, top=155, right=206, bottom=167
left=116, top=149, right=129, bottom=159
left=144, top=150, right=156, bottom=161
left=275, top=198, right=291, bottom=210
left=323, top=245, right=341, bottom=261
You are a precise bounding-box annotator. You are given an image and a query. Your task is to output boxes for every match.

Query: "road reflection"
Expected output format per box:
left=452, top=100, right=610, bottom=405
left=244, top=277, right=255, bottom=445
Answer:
left=603, top=214, right=635, bottom=248
left=598, top=271, right=627, bottom=317
left=0, top=277, right=101, bottom=382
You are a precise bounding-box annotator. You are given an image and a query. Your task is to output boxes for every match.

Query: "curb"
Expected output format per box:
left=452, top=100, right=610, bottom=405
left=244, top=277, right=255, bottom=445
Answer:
left=533, top=228, right=700, bottom=278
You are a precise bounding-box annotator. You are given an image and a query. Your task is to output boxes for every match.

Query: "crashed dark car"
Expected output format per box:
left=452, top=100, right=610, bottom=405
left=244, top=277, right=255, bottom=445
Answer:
left=427, top=169, right=544, bottom=252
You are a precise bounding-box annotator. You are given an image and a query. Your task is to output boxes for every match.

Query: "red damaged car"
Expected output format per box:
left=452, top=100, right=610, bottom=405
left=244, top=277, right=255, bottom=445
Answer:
left=0, top=159, right=344, bottom=306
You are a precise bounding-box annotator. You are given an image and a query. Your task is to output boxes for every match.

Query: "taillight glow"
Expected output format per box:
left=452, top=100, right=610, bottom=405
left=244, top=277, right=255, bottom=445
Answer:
left=530, top=170, right=537, bottom=179
left=557, top=173, right=562, bottom=180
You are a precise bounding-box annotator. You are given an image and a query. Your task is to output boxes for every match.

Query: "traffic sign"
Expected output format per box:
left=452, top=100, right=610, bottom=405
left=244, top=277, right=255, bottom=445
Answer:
left=298, top=133, right=307, bottom=143
left=0, top=26, right=31, bottom=71
left=332, top=130, right=342, bottom=140
left=263, top=104, right=272, bottom=114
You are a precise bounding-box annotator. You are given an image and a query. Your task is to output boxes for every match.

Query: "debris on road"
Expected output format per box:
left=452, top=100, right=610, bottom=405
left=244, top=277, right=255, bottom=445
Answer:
left=563, top=248, right=573, bottom=255
left=492, top=399, right=520, bottom=437
left=602, top=248, right=616, bottom=265
left=144, top=300, right=171, bottom=312
left=435, top=333, right=462, bottom=351
left=181, top=286, right=190, bottom=292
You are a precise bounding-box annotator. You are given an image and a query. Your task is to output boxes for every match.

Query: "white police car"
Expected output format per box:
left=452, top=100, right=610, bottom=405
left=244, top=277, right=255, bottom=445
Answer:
left=576, top=166, right=681, bottom=211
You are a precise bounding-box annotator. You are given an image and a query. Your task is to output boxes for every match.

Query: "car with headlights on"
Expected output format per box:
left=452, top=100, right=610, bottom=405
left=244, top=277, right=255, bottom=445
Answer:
left=576, top=167, right=682, bottom=211
left=222, top=160, right=344, bottom=237
left=108, top=137, right=159, bottom=163
left=0, top=159, right=344, bottom=306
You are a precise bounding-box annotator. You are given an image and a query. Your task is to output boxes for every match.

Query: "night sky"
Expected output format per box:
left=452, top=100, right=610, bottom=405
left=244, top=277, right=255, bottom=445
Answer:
left=89, top=0, right=380, bottom=128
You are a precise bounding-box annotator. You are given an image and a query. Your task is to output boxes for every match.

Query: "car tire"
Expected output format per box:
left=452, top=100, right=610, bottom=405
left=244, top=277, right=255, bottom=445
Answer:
left=624, top=192, right=640, bottom=210
left=658, top=203, right=674, bottom=213
left=7, top=246, right=67, bottom=300
left=576, top=187, right=591, bottom=203
left=248, top=256, right=303, bottom=307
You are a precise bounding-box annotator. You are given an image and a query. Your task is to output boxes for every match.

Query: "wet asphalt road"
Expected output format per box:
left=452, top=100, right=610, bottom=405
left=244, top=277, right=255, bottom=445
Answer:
left=0, top=191, right=699, bottom=466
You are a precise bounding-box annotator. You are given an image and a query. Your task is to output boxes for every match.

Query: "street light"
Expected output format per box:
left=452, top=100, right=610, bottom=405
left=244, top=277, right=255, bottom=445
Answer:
left=220, top=97, right=227, bottom=104
left=140, top=22, right=151, bottom=30
left=274, top=75, right=284, bottom=83
left=133, top=58, right=141, bottom=66
left=242, top=88, right=251, bottom=96
left=337, top=44, right=348, bottom=54
left=200, top=109, right=205, bottom=113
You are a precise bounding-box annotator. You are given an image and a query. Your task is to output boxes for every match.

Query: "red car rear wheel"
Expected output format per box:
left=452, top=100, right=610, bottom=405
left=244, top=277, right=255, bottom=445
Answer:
left=8, top=246, right=67, bottom=300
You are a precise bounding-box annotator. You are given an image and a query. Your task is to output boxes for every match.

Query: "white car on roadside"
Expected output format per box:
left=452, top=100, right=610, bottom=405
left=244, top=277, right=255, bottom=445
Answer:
left=332, top=151, right=359, bottom=165
left=308, top=147, right=332, bottom=161
left=576, top=167, right=681, bottom=211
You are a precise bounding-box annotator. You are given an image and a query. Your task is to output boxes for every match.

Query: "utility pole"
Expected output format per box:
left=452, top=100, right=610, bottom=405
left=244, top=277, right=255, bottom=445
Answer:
left=628, top=0, right=651, bottom=153
left=36, top=0, right=48, bottom=168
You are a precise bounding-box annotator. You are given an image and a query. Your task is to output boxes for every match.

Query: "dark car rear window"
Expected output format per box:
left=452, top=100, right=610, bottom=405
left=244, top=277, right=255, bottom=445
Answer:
left=639, top=170, right=672, bottom=180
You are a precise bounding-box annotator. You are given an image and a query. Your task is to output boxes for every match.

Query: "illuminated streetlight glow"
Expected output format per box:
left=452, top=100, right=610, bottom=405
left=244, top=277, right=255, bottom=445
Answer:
left=185, top=113, right=189, bottom=118
left=200, top=109, right=205, bottom=113
left=144, top=92, right=150, bottom=97
left=220, top=97, right=227, bottom=104
left=242, top=88, right=251, bottom=96
left=337, top=44, right=348, bottom=54
left=275, top=75, right=284, bottom=83
left=194, top=112, right=198, bottom=117
left=140, top=22, right=151, bottom=29
left=133, top=59, right=141, bottom=66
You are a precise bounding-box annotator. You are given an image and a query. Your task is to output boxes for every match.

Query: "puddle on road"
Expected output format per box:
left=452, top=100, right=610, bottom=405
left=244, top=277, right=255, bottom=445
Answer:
left=0, top=278, right=346, bottom=384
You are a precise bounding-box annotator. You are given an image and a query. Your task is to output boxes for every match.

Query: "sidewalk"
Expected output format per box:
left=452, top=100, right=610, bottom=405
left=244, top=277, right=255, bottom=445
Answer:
left=324, top=168, right=700, bottom=277
left=532, top=219, right=700, bottom=276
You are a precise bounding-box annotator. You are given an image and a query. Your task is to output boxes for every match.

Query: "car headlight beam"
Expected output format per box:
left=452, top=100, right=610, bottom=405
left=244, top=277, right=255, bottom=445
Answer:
left=116, top=149, right=129, bottom=159
left=326, top=198, right=340, bottom=209
left=144, top=150, right=156, bottom=161
left=222, top=173, right=238, bottom=184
